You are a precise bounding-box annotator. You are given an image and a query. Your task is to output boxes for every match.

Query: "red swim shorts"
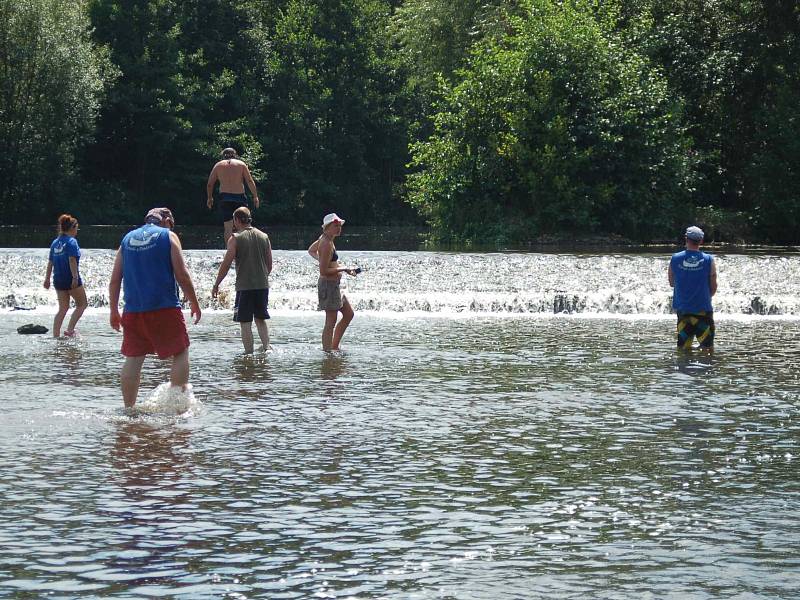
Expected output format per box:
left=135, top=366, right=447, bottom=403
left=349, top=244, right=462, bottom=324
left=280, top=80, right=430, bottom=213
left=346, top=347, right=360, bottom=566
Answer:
left=121, top=307, right=190, bottom=359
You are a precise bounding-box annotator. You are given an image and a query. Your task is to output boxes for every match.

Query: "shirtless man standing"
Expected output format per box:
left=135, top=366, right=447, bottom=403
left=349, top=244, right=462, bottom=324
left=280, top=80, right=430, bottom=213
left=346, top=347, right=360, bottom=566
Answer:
left=206, top=148, right=261, bottom=244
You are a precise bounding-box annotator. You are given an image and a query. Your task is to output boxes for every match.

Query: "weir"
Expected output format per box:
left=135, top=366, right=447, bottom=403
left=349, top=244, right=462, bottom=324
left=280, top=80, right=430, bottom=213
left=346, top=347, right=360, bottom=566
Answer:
left=2, top=248, right=799, bottom=316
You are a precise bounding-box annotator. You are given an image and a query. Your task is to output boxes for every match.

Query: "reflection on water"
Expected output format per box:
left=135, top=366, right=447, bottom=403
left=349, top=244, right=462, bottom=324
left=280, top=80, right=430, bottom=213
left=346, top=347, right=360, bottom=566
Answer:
left=1, top=309, right=800, bottom=597
left=320, top=354, right=347, bottom=381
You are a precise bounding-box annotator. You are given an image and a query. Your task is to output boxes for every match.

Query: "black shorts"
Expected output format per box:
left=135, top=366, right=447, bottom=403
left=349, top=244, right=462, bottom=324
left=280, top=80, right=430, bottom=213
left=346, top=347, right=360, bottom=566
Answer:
left=233, top=289, right=270, bottom=322
left=54, top=279, right=82, bottom=291
left=220, top=192, right=248, bottom=223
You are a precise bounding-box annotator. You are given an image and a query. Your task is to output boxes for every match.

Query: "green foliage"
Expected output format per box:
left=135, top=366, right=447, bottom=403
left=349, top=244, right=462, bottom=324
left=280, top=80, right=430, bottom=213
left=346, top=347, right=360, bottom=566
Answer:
left=407, top=0, right=695, bottom=243
left=0, top=0, right=113, bottom=220
left=241, top=0, right=413, bottom=224
left=608, top=0, right=800, bottom=241
left=1, top=0, right=799, bottom=243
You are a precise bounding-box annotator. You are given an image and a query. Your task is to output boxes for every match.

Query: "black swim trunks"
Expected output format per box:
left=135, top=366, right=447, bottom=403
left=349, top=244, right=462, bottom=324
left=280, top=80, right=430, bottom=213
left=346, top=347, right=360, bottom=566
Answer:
left=220, top=192, right=248, bottom=223
left=676, top=311, right=714, bottom=350
left=233, top=288, right=270, bottom=323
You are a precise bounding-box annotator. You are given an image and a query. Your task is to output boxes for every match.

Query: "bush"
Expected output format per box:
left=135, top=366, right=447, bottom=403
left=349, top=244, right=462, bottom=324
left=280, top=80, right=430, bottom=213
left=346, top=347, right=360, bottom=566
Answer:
left=406, top=0, right=696, bottom=243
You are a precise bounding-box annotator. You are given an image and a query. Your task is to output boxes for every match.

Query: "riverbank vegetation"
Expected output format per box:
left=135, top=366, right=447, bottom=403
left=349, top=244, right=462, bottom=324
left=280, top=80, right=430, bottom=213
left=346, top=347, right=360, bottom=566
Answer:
left=1, top=0, right=798, bottom=243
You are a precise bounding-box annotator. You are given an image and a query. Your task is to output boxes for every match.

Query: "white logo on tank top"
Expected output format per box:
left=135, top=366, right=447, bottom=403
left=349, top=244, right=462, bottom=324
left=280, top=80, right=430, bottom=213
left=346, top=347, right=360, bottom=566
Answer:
left=128, top=231, right=158, bottom=248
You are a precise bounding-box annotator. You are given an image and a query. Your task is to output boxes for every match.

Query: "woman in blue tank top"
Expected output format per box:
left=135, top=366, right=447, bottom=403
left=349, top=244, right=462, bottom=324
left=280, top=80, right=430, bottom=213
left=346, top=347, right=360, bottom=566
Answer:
left=43, top=214, right=88, bottom=337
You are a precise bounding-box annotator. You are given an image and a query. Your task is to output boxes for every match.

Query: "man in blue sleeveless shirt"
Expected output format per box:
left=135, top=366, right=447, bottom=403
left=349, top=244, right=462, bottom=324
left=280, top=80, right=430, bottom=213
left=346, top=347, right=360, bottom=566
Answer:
left=668, top=226, right=718, bottom=351
left=108, top=208, right=202, bottom=408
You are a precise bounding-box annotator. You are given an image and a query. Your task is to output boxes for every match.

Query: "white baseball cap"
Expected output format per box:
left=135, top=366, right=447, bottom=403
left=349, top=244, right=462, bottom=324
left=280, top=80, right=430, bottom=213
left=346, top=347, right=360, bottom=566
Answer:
left=322, top=213, right=345, bottom=227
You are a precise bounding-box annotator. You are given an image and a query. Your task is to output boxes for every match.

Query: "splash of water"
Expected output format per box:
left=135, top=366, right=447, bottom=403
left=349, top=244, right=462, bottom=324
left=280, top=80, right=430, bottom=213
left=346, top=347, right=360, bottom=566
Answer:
left=131, top=383, right=202, bottom=417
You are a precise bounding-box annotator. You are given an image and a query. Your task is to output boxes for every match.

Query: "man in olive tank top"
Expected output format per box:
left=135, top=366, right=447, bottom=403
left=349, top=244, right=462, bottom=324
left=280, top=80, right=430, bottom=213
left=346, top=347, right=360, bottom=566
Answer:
left=212, top=207, right=273, bottom=353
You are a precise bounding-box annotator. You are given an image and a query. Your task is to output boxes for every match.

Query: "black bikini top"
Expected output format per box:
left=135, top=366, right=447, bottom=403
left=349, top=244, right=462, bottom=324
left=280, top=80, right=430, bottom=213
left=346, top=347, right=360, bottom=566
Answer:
left=331, top=250, right=339, bottom=262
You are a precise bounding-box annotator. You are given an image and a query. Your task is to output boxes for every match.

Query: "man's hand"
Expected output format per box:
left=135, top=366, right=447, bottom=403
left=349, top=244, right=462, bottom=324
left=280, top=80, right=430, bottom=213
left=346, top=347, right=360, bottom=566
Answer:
left=71, top=276, right=79, bottom=289
left=110, top=309, right=122, bottom=331
left=207, top=197, right=214, bottom=210
left=190, top=301, right=202, bottom=324
left=211, top=284, right=219, bottom=299
left=254, top=196, right=260, bottom=209
left=43, top=279, right=50, bottom=290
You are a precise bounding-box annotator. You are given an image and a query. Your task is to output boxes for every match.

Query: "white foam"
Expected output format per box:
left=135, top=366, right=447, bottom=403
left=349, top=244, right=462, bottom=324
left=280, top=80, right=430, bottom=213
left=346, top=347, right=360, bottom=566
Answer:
left=131, top=383, right=202, bottom=417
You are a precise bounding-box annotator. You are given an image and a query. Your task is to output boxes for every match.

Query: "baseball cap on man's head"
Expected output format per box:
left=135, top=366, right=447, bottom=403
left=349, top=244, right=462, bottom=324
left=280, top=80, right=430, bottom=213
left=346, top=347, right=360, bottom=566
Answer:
left=145, top=207, right=175, bottom=228
left=322, top=213, right=345, bottom=227
left=685, top=226, right=704, bottom=242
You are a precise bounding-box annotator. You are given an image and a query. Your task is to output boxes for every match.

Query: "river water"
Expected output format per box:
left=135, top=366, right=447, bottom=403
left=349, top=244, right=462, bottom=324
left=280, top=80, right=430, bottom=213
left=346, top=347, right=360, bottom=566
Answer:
left=1, top=245, right=799, bottom=598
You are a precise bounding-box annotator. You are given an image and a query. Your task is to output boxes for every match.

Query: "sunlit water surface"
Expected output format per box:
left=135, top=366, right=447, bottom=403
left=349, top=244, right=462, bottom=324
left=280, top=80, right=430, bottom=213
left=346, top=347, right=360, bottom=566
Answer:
left=1, top=249, right=800, bottom=598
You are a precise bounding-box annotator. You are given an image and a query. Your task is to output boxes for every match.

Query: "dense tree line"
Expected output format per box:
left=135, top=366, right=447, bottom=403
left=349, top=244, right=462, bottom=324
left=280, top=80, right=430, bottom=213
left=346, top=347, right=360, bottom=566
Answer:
left=1, top=0, right=798, bottom=243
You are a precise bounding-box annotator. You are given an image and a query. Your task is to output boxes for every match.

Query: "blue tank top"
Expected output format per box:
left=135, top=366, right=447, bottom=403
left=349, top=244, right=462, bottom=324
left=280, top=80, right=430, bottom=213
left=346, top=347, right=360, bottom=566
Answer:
left=121, top=224, right=180, bottom=312
left=49, top=235, right=80, bottom=287
left=671, top=250, right=714, bottom=314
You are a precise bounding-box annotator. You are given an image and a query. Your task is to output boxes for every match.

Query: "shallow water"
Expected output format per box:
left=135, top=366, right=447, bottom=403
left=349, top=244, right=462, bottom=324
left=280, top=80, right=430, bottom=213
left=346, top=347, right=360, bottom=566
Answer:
left=1, top=309, right=800, bottom=598
left=1, top=248, right=800, bottom=598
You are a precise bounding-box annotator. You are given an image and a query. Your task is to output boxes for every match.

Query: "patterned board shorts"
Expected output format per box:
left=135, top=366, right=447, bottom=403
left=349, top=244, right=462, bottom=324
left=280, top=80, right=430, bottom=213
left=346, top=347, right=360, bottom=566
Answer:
left=317, top=277, right=345, bottom=311
left=676, top=312, right=715, bottom=349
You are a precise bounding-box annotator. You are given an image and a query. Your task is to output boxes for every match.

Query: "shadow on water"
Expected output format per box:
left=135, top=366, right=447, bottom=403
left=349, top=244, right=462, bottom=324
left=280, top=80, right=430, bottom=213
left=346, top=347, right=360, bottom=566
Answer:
left=673, top=350, right=715, bottom=376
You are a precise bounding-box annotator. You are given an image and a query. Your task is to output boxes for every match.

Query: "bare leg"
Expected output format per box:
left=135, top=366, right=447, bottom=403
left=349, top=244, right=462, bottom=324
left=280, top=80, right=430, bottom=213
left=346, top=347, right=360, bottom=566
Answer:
left=65, top=286, right=88, bottom=334
left=170, top=349, right=190, bottom=388
left=332, top=298, right=354, bottom=350
left=53, top=290, right=70, bottom=337
left=121, top=355, right=146, bottom=408
left=322, top=310, right=338, bottom=351
left=223, top=220, right=233, bottom=245
left=240, top=322, right=254, bottom=354
left=254, top=318, right=270, bottom=350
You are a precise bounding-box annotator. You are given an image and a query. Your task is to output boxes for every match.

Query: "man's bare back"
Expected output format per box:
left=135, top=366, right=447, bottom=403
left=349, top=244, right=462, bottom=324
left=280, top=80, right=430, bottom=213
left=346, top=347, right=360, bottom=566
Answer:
left=207, top=149, right=261, bottom=244
left=207, top=158, right=259, bottom=208
left=212, top=159, right=248, bottom=194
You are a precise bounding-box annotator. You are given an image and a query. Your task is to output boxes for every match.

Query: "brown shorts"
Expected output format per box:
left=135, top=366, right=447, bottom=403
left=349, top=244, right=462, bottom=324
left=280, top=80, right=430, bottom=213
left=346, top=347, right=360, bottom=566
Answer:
left=317, top=277, right=345, bottom=311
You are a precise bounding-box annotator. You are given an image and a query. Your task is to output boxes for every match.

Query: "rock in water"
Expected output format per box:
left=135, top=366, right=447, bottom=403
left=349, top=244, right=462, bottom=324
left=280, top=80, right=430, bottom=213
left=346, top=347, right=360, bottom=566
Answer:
left=17, top=324, right=48, bottom=335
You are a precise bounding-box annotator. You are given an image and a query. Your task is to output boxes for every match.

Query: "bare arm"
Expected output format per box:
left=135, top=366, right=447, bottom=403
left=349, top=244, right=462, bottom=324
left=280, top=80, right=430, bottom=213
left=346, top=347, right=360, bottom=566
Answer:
left=109, top=248, right=123, bottom=331
left=212, top=236, right=237, bottom=296
left=69, top=256, right=79, bottom=288
left=266, top=237, right=273, bottom=275
left=206, top=164, right=219, bottom=209
left=307, top=238, right=320, bottom=261
left=170, top=232, right=201, bottom=323
left=668, top=264, right=674, bottom=288
left=709, top=258, right=717, bottom=296
left=243, top=164, right=259, bottom=208
left=44, top=260, right=53, bottom=289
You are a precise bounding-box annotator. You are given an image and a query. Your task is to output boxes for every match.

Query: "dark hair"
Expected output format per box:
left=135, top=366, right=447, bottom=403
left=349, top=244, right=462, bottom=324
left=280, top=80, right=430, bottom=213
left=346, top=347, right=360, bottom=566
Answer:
left=58, top=214, right=78, bottom=234
left=222, top=147, right=237, bottom=159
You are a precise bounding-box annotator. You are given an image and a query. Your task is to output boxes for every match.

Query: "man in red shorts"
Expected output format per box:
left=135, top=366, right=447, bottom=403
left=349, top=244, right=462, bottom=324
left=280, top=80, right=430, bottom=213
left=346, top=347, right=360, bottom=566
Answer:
left=109, top=208, right=202, bottom=408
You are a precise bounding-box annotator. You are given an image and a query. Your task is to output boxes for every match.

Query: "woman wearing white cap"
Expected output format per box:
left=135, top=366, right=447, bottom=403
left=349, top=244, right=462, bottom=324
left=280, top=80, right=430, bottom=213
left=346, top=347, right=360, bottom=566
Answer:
left=308, top=213, right=359, bottom=351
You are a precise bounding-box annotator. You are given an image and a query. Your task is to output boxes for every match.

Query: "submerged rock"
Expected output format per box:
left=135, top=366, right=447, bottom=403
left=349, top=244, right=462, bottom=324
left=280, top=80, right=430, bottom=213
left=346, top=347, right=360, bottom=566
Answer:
left=17, top=324, right=48, bottom=335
